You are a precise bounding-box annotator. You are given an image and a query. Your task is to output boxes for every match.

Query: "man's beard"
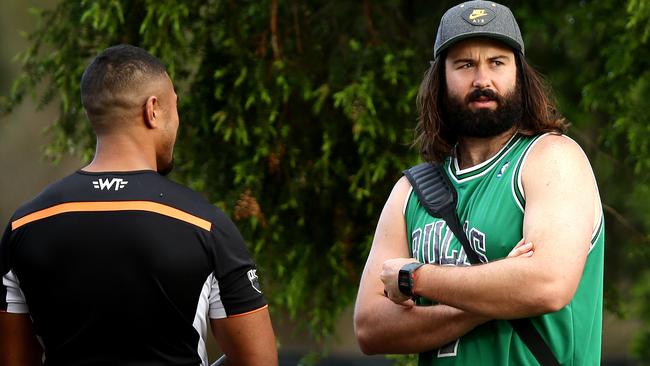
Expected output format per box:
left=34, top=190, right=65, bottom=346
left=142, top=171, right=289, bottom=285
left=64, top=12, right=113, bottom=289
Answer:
left=443, top=82, right=523, bottom=138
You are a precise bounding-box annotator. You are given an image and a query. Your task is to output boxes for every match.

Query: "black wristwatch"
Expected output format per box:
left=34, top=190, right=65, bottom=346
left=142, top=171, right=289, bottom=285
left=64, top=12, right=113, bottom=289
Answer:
left=398, top=262, right=425, bottom=298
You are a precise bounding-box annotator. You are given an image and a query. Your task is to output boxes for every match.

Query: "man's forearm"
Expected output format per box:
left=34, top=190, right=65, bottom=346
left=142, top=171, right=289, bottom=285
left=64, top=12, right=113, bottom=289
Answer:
left=355, top=297, right=487, bottom=355
left=413, top=257, right=566, bottom=319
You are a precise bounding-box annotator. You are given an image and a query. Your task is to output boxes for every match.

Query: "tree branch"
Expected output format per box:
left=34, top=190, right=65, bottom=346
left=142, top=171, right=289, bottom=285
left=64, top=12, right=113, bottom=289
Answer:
left=270, top=0, right=282, bottom=60
left=292, top=3, right=303, bottom=54
left=363, top=0, right=380, bottom=45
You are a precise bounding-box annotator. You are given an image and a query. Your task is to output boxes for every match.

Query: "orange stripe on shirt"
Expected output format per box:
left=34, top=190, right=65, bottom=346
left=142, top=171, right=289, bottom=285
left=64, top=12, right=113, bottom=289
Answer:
left=228, top=304, right=269, bottom=318
left=11, top=201, right=212, bottom=231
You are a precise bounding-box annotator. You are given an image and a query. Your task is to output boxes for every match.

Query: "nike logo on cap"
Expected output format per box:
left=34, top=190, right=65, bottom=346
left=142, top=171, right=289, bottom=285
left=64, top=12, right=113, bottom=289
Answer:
left=468, top=9, right=488, bottom=20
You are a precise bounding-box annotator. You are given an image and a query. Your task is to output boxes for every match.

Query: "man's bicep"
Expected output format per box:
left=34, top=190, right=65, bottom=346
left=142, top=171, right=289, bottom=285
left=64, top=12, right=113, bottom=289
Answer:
left=357, top=176, right=412, bottom=298
left=210, top=307, right=277, bottom=366
left=209, top=210, right=267, bottom=317
left=1, top=223, right=42, bottom=366
left=354, top=176, right=414, bottom=348
left=521, top=135, right=598, bottom=302
left=208, top=211, right=277, bottom=365
left=0, top=312, right=42, bottom=366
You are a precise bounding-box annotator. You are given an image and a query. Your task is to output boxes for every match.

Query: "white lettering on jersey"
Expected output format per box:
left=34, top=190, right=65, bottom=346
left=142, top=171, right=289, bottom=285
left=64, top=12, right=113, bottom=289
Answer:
left=92, top=178, right=129, bottom=191
left=411, top=221, right=487, bottom=265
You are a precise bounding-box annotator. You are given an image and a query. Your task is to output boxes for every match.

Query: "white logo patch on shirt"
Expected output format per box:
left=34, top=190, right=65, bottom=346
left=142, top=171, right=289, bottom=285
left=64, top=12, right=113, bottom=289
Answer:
left=92, top=178, right=128, bottom=191
left=247, top=269, right=262, bottom=293
left=496, top=161, right=509, bottom=178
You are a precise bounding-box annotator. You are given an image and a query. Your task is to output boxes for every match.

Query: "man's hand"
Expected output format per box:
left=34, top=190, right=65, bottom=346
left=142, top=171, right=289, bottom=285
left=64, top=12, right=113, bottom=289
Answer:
left=380, top=258, right=420, bottom=305
left=507, top=239, right=534, bottom=258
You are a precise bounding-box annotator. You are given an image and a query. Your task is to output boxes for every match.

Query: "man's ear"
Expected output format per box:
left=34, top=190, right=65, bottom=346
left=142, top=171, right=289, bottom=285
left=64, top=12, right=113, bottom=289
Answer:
left=143, top=95, right=158, bottom=129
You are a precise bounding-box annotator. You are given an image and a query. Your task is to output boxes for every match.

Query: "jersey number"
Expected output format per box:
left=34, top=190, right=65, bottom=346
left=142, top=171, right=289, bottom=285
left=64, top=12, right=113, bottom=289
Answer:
left=438, top=339, right=459, bottom=357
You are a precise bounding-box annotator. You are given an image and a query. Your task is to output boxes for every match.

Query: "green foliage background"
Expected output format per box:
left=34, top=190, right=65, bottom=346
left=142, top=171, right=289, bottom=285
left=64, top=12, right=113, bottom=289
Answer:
left=2, top=0, right=650, bottom=362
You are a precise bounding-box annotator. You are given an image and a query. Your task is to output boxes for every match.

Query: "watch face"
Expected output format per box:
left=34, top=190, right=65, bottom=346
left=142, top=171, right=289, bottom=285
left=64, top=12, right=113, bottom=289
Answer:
left=398, top=269, right=413, bottom=297
left=398, top=262, right=424, bottom=298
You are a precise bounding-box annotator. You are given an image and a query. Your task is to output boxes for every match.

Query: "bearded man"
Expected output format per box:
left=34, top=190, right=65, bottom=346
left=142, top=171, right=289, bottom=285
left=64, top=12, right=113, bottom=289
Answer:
left=354, top=1, right=604, bottom=365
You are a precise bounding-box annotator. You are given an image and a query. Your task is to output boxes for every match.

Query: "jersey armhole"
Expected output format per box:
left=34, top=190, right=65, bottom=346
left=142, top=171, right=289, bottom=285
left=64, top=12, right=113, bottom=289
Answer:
left=589, top=214, right=604, bottom=255
left=511, top=133, right=551, bottom=213
left=403, top=185, right=414, bottom=256
left=402, top=186, right=413, bottom=216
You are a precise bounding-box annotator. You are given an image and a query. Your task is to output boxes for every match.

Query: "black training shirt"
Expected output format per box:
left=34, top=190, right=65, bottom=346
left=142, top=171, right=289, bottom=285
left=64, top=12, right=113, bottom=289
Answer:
left=0, top=170, right=267, bottom=366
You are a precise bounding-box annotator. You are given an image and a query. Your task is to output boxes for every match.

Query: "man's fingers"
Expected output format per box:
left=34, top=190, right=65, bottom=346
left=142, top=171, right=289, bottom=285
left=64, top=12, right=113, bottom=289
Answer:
left=508, top=242, right=533, bottom=258
left=399, top=298, right=415, bottom=308
left=382, top=287, right=409, bottom=303
left=512, top=238, right=526, bottom=249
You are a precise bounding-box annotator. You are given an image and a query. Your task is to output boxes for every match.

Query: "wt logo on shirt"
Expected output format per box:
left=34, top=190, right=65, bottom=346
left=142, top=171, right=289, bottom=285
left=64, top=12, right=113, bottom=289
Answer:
left=92, top=178, right=129, bottom=191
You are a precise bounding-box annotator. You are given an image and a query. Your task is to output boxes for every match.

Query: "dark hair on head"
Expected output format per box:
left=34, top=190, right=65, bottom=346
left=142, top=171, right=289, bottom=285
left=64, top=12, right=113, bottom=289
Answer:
left=80, top=44, right=167, bottom=123
left=414, top=51, right=569, bottom=163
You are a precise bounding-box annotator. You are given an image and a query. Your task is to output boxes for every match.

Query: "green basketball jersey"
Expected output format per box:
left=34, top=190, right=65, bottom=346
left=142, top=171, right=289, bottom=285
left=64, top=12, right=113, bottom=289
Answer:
left=404, top=133, right=604, bottom=366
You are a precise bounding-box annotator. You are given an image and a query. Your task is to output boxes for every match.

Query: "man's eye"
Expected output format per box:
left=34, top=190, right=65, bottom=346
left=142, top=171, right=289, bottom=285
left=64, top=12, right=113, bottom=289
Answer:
left=460, top=63, right=472, bottom=69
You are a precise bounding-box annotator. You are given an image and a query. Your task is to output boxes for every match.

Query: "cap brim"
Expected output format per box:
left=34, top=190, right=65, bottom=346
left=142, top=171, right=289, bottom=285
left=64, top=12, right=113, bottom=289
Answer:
left=435, top=32, right=523, bottom=59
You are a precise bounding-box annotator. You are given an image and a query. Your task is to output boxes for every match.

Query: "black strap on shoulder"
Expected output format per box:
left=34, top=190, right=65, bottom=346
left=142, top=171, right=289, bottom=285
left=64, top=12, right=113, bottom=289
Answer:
left=403, top=162, right=560, bottom=366
left=403, top=162, right=481, bottom=264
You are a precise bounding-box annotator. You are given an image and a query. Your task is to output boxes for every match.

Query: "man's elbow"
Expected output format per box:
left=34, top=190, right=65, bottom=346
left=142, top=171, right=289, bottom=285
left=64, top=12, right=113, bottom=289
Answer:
left=355, top=329, right=379, bottom=355
left=353, top=311, right=381, bottom=355
left=533, top=281, right=576, bottom=314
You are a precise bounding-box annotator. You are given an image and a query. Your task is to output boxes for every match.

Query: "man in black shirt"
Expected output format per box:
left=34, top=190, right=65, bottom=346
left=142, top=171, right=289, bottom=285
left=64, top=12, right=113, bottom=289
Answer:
left=0, top=44, right=277, bottom=366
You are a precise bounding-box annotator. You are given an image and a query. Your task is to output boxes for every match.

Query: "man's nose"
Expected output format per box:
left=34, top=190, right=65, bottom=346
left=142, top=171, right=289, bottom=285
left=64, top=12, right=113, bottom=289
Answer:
left=472, top=65, right=492, bottom=89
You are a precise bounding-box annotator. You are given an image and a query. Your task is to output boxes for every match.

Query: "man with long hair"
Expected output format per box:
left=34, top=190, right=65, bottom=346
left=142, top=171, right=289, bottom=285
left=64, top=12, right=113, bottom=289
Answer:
left=0, top=44, right=277, bottom=366
left=354, top=1, right=604, bottom=364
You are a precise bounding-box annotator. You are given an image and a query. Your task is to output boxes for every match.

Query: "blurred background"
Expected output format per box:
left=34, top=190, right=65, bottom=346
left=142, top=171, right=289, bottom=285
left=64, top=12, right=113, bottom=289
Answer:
left=1, top=1, right=647, bottom=365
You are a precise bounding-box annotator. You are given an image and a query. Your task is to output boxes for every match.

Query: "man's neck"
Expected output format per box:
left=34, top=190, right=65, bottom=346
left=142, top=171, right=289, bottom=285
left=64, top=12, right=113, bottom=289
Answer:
left=456, top=129, right=517, bottom=170
left=82, top=134, right=157, bottom=173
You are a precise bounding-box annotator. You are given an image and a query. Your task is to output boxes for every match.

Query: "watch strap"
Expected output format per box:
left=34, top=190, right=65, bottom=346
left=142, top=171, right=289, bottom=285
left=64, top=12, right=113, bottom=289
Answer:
left=398, top=262, right=425, bottom=297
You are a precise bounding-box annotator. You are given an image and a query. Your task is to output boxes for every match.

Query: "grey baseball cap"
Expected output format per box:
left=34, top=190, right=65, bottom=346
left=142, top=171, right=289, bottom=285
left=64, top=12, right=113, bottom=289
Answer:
left=433, top=1, right=524, bottom=59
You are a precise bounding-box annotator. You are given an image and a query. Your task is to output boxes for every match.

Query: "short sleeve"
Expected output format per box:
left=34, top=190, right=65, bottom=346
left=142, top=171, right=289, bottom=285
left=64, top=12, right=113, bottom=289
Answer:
left=208, top=211, right=267, bottom=318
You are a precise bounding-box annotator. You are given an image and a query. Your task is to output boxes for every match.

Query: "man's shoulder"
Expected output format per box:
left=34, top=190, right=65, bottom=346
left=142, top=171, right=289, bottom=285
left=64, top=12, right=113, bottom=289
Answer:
left=9, top=171, right=228, bottom=229
left=520, top=133, right=598, bottom=201
left=524, top=133, right=587, bottom=167
left=154, top=176, right=229, bottom=224
left=151, top=173, right=210, bottom=204
left=10, top=171, right=82, bottom=221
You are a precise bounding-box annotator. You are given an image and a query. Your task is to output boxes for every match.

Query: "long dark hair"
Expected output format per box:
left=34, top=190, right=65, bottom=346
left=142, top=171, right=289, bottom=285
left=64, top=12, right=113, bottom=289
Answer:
left=414, top=52, right=569, bottom=163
